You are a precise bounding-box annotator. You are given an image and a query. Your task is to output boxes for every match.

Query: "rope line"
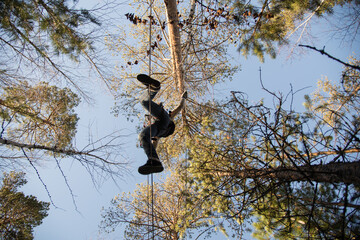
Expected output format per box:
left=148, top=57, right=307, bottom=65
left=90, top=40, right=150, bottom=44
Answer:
left=151, top=172, right=155, bottom=239
left=147, top=175, right=150, bottom=240
left=148, top=0, right=153, bottom=77
left=147, top=0, right=155, bottom=239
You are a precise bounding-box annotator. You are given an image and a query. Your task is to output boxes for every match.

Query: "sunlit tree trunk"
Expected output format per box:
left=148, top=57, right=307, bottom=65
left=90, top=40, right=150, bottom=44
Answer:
left=164, top=0, right=184, bottom=95
left=226, top=161, right=360, bottom=186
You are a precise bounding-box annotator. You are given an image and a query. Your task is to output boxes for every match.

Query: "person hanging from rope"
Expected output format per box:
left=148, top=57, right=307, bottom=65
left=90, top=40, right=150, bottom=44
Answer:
left=137, top=74, right=187, bottom=175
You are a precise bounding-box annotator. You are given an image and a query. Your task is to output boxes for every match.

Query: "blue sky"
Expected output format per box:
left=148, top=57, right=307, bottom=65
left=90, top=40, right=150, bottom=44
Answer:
left=20, top=1, right=359, bottom=240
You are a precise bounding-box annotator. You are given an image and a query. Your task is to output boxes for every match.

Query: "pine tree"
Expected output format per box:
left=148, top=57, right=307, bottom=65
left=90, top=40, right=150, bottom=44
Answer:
left=0, top=171, right=50, bottom=240
left=0, top=0, right=126, bottom=190
left=100, top=172, right=226, bottom=239
left=0, top=81, right=80, bottom=150
left=185, top=59, right=360, bottom=238
left=0, top=0, right=104, bottom=97
left=103, top=0, right=360, bottom=238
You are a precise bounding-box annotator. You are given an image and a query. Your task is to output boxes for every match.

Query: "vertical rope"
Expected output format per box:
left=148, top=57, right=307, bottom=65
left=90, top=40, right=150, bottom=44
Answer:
left=148, top=0, right=155, bottom=239
left=184, top=137, right=188, bottom=240
left=148, top=0, right=153, bottom=158
left=148, top=0, right=153, bottom=156
left=148, top=0, right=152, bottom=77
left=147, top=175, right=150, bottom=240
left=151, top=171, right=155, bottom=240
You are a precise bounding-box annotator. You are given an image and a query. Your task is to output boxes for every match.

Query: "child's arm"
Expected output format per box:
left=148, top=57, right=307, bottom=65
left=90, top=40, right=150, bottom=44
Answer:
left=152, top=137, right=159, bottom=149
left=169, top=91, right=187, bottom=120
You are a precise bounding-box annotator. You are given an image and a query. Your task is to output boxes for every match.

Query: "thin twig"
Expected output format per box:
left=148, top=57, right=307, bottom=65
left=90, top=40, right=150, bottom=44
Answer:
left=54, top=155, right=81, bottom=214
left=21, top=147, right=62, bottom=209
left=299, top=44, right=360, bottom=71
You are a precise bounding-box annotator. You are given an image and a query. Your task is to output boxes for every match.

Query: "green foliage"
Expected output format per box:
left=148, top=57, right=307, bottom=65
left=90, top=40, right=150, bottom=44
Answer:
left=181, top=98, right=254, bottom=237
left=100, top=172, right=224, bottom=239
left=183, top=58, right=360, bottom=239
left=0, top=0, right=127, bottom=188
left=107, top=0, right=243, bottom=171
left=108, top=0, right=239, bottom=119
left=252, top=182, right=358, bottom=239
left=0, top=0, right=104, bottom=100
left=104, top=0, right=360, bottom=238
left=228, top=0, right=358, bottom=60
left=0, top=171, right=50, bottom=240
left=0, top=0, right=100, bottom=60
left=0, top=81, right=80, bottom=150
left=305, top=57, right=360, bottom=126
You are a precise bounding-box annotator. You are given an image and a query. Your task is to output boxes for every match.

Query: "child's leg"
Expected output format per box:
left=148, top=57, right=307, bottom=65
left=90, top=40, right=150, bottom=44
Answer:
left=139, top=123, right=160, bottom=160
left=140, top=90, right=164, bottom=120
left=138, top=122, right=164, bottom=175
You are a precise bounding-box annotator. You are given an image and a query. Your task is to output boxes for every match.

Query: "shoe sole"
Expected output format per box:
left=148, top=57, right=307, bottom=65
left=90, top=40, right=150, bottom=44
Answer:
left=137, top=74, right=160, bottom=90
left=138, top=165, right=164, bottom=175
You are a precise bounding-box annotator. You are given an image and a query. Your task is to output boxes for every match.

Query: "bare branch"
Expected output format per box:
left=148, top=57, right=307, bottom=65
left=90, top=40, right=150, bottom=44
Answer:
left=299, top=44, right=360, bottom=71
left=21, top=147, right=61, bottom=209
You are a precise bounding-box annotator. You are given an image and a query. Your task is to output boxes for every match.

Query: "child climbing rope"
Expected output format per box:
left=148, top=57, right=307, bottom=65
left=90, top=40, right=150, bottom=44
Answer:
left=137, top=74, right=187, bottom=175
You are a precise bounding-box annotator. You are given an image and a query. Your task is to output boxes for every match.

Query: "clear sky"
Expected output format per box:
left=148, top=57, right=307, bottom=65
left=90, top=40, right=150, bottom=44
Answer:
left=21, top=1, right=359, bottom=240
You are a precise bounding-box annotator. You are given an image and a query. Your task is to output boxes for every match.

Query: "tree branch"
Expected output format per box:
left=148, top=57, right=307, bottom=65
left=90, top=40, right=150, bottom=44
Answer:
left=299, top=44, right=360, bottom=71
left=0, top=136, right=123, bottom=166
left=21, top=147, right=60, bottom=209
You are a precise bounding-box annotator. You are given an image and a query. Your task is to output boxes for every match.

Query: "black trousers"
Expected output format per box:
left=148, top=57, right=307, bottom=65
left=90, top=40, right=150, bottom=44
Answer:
left=138, top=90, right=171, bottom=160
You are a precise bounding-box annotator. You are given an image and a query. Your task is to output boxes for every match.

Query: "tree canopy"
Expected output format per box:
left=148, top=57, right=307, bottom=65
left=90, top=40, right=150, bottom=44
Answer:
left=103, top=56, right=360, bottom=239
left=185, top=60, right=360, bottom=238
left=101, top=0, right=360, bottom=239
left=0, top=0, right=104, bottom=94
left=0, top=81, right=79, bottom=150
left=0, top=0, right=128, bottom=207
left=108, top=0, right=359, bottom=167
left=0, top=171, right=49, bottom=240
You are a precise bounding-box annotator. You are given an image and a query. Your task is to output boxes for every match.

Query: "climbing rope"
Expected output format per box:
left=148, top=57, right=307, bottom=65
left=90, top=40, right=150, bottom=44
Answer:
left=146, top=0, right=155, bottom=239
left=146, top=0, right=187, bottom=238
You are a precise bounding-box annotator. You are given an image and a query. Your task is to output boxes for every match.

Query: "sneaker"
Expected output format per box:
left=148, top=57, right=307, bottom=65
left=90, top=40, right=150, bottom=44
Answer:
left=138, top=159, right=164, bottom=175
left=137, top=74, right=161, bottom=91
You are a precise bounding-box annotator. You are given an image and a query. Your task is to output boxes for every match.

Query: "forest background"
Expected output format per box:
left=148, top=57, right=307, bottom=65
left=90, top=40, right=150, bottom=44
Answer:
left=0, top=0, right=358, bottom=239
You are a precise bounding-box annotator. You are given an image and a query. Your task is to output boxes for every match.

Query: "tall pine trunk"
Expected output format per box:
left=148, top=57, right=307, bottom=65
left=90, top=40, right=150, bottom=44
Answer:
left=164, top=0, right=184, bottom=95
left=226, top=161, right=360, bottom=186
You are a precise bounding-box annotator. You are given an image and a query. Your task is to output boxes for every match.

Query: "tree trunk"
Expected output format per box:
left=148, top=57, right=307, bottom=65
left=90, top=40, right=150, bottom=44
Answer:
left=225, top=161, right=360, bottom=186
left=164, top=0, right=184, bottom=95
